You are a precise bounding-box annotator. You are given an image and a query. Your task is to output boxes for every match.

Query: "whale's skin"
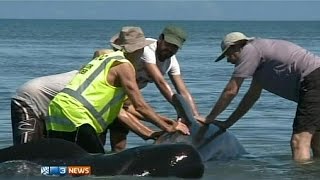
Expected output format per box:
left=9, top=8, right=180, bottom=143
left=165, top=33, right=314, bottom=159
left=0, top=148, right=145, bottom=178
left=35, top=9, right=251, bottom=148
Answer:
left=0, top=93, right=246, bottom=178
left=155, top=94, right=247, bottom=161
left=0, top=138, right=204, bottom=178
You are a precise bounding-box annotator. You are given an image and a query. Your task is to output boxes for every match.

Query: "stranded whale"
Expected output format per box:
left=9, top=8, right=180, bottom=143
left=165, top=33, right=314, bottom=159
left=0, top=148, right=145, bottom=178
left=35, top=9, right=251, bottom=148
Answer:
left=0, top=138, right=204, bottom=178
left=155, top=94, right=247, bottom=161
left=0, top=94, right=245, bottom=178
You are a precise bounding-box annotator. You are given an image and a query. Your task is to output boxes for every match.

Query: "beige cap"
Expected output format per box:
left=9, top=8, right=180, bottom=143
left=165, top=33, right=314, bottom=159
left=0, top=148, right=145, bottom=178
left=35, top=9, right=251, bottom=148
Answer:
left=215, top=32, right=254, bottom=62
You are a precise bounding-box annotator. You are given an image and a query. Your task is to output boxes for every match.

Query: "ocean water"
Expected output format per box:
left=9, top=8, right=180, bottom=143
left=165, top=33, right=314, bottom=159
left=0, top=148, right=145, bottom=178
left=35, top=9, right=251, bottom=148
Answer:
left=1, top=19, right=320, bottom=179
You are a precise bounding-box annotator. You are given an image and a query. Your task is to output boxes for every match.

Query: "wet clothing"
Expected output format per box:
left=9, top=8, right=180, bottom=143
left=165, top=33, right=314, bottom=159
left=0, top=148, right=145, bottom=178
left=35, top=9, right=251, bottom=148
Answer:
left=233, top=38, right=320, bottom=133
left=11, top=71, right=78, bottom=145
left=136, top=38, right=181, bottom=89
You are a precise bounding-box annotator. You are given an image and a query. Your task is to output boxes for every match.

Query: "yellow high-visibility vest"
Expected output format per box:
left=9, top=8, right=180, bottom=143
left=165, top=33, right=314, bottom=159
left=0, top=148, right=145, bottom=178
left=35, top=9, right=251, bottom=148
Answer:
left=47, top=51, right=131, bottom=133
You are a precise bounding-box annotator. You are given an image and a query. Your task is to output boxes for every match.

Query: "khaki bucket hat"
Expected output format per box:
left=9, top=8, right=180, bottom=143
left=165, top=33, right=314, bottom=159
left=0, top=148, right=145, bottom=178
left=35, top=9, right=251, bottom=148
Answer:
left=110, top=26, right=153, bottom=53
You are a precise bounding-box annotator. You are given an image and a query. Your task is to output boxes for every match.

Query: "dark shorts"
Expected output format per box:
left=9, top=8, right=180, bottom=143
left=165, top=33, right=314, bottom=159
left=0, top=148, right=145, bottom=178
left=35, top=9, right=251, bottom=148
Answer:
left=47, top=124, right=105, bottom=154
left=293, top=67, right=320, bottom=134
left=11, top=99, right=46, bottom=145
left=108, top=118, right=130, bottom=134
left=47, top=119, right=128, bottom=153
left=107, top=118, right=130, bottom=152
left=99, top=118, right=130, bottom=146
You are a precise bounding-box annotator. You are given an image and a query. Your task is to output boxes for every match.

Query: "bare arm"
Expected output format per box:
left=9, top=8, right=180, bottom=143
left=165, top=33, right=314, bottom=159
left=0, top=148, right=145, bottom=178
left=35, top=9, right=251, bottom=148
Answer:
left=116, top=63, right=189, bottom=135
left=117, top=109, right=154, bottom=140
left=125, top=103, right=174, bottom=125
left=205, top=77, right=244, bottom=122
left=144, top=63, right=174, bottom=104
left=170, top=74, right=200, bottom=116
left=123, top=100, right=145, bottom=120
left=117, top=109, right=165, bottom=140
left=220, top=78, right=262, bottom=128
left=119, top=102, right=172, bottom=140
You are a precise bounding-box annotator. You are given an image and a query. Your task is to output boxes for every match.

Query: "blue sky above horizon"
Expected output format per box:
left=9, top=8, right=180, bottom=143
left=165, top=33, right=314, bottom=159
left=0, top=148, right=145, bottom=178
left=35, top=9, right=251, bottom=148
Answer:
left=0, top=1, right=319, bottom=21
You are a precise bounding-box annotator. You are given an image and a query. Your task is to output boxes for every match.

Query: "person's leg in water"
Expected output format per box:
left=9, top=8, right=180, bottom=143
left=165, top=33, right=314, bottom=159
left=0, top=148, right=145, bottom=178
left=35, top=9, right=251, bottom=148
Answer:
left=291, top=131, right=313, bottom=162
left=11, top=99, right=45, bottom=145
left=291, top=68, right=320, bottom=162
left=108, top=118, right=129, bottom=153
left=108, top=101, right=135, bottom=152
left=311, top=131, right=320, bottom=158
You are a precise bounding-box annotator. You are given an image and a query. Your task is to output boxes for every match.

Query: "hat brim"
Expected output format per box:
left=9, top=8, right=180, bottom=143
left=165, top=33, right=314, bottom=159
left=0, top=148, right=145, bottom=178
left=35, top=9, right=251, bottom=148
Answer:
left=214, top=46, right=230, bottom=62
left=214, top=37, right=254, bottom=62
left=164, top=34, right=183, bottom=48
left=109, top=33, right=153, bottom=53
left=124, top=39, right=153, bottom=53
left=110, top=33, right=122, bottom=50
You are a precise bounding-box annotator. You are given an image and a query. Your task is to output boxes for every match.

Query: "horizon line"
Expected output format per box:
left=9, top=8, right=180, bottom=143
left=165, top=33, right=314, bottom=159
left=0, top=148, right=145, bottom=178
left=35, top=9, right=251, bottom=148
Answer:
left=1, top=18, right=320, bottom=22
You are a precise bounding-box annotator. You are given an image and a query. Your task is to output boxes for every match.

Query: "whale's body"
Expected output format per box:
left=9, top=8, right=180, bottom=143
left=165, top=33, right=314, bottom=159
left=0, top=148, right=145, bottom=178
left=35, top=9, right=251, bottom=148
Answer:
left=0, top=94, right=246, bottom=178
left=0, top=138, right=204, bottom=178
left=155, top=94, right=247, bottom=161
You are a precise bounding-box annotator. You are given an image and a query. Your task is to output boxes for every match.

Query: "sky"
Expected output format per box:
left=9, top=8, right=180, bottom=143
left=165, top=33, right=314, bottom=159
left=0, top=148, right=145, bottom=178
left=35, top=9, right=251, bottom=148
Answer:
left=0, top=0, right=319, bottom=21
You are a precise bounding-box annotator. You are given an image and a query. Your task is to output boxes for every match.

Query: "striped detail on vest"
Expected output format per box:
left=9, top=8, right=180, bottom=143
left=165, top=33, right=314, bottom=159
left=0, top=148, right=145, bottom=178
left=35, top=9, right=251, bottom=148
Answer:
left=61, top=55, right=124, bottom=130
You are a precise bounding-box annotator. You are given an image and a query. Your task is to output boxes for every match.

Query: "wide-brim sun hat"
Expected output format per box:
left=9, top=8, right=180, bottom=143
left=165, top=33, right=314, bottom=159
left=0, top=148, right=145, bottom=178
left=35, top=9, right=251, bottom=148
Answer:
left=215, top=32, right=254, bottom=62
left=110, top=26, right=153, bottom=53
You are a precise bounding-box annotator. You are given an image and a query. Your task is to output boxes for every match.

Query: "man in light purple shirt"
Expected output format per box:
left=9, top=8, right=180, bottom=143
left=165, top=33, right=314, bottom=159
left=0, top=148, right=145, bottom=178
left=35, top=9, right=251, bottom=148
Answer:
left=197, top=32, right=320, bottom=162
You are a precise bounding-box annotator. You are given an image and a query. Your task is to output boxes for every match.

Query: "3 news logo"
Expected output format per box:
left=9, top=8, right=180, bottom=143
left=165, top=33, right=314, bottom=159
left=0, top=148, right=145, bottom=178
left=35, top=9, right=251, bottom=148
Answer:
left=41, top=166, right=91, bottom=176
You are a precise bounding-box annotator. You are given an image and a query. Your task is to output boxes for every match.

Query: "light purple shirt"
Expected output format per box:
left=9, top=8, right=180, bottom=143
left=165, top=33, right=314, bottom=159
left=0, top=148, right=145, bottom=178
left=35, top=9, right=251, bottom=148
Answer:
left=233, top=38, right=320, bottom=102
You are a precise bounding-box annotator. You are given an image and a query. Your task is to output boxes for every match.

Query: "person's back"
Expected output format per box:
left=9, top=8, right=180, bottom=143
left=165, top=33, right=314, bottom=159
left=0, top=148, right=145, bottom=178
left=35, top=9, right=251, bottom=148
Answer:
left=13, top=71, right=78, bottom=118
left=11, top=70, right=78, bottom=144
left=251, top=38, right=320, bottom=77
left=47, top=51, right=130, bottom=134
left=234, top=38, right=320, bottom=102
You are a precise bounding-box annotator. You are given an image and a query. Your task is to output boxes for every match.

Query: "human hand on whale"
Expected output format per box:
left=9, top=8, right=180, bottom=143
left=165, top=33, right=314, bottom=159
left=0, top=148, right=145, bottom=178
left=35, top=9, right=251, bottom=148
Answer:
left=142, top=119, right=191, bottom=141
left=193, top=115, right=231, bottom=130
